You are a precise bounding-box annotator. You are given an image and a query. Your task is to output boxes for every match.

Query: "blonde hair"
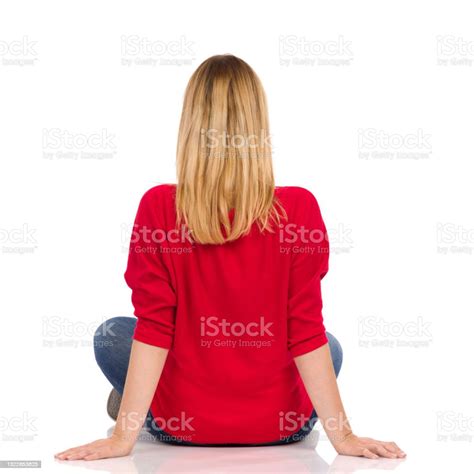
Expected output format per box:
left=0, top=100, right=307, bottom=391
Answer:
left=176, top=54, right=285, bottom=245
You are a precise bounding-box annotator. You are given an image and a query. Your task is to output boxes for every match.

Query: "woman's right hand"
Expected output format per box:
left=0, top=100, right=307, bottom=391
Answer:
left=54, top=433, right=134, bottom=461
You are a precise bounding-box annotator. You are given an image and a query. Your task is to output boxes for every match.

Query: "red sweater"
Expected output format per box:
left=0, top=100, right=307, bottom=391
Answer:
left=124, top=184, right=329, bottom=444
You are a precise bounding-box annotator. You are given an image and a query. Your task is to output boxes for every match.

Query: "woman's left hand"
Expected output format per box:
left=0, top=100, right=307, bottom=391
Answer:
left=334, top=433, right=406, bottom=459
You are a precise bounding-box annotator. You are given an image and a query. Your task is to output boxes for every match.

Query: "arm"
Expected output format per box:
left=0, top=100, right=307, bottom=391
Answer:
left=55, top=340, right=168, bottom=461
left=295, top=344, right=406, bottom=459
left=112, top=340, right=168, bottom=445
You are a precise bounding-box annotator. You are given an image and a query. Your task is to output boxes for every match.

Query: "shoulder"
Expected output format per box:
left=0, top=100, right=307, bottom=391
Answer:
left=141, top=183, right=176, bottom=201
left=275, top=185, right=320, bottom=209
left=139, top=184, right=176, bottom=210
left=275, top=186, right=325, bottom=226
left=135, top=184, right=176, bottom=222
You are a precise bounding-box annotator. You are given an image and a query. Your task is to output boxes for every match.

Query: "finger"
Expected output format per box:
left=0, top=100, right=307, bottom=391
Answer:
left=63, top=447, right=88, bottom=458
left=383, top=443, right=404, bottom=456
left=84, top=452, right=102, bottom=461
left=362, top=447, right=379, bottom=459
left=55, top=447, right=79, bottom=458
left=382, top=442, right=398, bottom=453
left=56, top=443, right=91, bottom=458
left=384, top=441, right=406, bottom=456
left=56, top=449, right=79, bottom=460
left=371, top=444, right=397, bottom=458
left=66, top=449, right=92, bottom=461
left=60, top=446, right=92, bottom=460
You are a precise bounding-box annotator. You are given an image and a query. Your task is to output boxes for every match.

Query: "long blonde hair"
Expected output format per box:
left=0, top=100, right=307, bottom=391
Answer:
left=175, top=54, right=286, bottom=245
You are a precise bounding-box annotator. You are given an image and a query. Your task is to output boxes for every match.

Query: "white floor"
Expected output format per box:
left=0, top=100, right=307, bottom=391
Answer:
left=46, top=428, right=467, bottom=474
left=2, top=427, right=470, bottom=473
left=3, top=405, right=473, bottom=473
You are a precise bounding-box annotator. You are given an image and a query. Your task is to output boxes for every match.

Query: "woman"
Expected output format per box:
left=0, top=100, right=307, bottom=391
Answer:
left=55, top=55, right=405, bottom=460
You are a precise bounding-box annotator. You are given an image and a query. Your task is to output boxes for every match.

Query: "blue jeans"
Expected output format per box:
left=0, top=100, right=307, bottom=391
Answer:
left=94, top=316, right=343, bottom=446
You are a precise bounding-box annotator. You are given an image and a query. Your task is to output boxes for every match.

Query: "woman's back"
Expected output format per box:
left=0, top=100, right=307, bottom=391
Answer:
left=124, top=183, right=329, bottom=444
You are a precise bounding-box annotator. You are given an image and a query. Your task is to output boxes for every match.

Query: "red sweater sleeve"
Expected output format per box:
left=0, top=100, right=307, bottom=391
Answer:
left=287, top=188, right=329, bottom=357
left=124, top=188, right=176, bottom=349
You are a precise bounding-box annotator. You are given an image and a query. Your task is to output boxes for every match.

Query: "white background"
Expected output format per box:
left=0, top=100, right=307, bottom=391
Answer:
left=1, top=0, right=473, bottom=472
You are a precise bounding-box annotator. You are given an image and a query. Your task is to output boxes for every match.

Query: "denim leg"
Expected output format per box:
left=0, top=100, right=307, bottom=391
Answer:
left=327, top=331, right=343, bottom=377
left=93, top=316, right=167, bottom=438
left=93, top=316, right=137, bottom=394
